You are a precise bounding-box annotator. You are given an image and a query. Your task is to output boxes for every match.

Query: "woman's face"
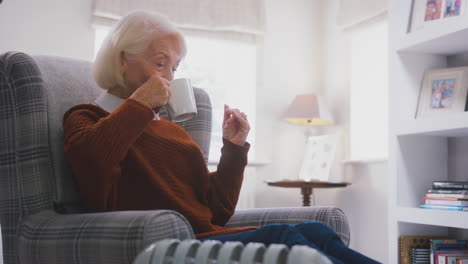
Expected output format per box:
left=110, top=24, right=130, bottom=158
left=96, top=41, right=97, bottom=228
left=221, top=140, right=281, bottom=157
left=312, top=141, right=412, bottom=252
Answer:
left=121, top=34, right=185, bottom=93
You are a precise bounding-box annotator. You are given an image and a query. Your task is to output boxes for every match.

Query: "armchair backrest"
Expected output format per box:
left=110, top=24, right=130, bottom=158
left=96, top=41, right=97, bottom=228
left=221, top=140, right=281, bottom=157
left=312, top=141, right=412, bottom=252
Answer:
left=0, top=52, right=211, bottom=264
left=0, top=52, right=56, bottom=264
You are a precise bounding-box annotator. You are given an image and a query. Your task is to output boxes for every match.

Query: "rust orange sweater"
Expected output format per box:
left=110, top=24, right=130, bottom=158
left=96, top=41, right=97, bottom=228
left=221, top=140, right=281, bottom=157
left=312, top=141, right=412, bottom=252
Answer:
left=63, top=98, right=257, bottom=238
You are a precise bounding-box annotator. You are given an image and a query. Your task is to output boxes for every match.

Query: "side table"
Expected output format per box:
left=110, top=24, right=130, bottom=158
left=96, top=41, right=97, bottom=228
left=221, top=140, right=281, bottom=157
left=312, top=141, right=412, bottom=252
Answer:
left=265, top=180, right=350, bottom=206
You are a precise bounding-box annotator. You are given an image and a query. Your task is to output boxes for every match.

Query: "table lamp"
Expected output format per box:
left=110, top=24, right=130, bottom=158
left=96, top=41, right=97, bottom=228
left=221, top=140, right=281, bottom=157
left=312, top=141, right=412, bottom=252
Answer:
left=283, top=94, right=337, bottom=181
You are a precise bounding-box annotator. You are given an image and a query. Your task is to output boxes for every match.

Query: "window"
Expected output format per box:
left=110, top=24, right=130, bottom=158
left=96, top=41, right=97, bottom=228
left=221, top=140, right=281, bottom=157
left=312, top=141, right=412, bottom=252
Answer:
left=94, top=29, right=257, bottom=162
left=349, top=18, right=388, bottom=161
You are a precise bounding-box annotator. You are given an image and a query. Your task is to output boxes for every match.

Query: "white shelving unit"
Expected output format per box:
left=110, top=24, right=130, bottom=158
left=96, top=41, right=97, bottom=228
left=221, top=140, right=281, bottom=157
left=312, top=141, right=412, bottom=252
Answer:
left=389, top=2, right=468, bottom=263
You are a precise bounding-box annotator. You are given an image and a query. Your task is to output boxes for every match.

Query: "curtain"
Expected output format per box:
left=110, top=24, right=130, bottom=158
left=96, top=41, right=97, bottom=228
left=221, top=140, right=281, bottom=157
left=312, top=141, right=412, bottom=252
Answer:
left=92, top=0, right=265, bottom=35
left=337, top=0, right=388, bottom=29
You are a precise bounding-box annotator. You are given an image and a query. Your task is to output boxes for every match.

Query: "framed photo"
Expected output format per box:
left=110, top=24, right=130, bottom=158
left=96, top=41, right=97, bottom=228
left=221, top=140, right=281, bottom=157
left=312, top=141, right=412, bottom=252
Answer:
left=416, top=66, right=468, bottom=118
left=298, top=134, right=337, bottom=181
left=408, top=0, right=466, bottom=33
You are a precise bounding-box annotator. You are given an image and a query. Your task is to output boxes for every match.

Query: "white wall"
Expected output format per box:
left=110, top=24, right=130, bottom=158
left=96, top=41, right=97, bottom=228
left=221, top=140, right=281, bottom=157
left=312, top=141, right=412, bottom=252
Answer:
left=319, top=0, right=389, bottom=262
left=254, top=0, right=325, bottom=207
left=0, top=0, right=94, bottom=61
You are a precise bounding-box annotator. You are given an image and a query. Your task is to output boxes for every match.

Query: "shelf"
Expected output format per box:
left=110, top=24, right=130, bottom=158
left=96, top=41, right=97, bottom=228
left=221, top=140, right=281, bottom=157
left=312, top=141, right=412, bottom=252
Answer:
left=397, top=16, right=468, bottom=55
left=396, top=206, right=468, bottom=229
left=396, top=112, right=468, bottom=137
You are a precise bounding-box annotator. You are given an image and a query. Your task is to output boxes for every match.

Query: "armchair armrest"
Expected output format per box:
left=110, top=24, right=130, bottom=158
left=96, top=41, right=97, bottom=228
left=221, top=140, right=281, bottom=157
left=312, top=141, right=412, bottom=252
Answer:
left=18, top=209, right=195, bottom=264
left=225, top=207, right=350, bottom=246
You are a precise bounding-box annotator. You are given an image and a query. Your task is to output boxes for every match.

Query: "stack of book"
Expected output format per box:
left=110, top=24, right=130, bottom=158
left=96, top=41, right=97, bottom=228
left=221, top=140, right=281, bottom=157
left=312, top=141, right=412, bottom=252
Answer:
left=420, top=181, right=468, bottom=211
left=400, top=236, right=448, bottom=264
left=399, top=236, right=468, bottom=264
left=430, top=239, right=468, bottom=264
left=412, top=248, right=430, bottom=263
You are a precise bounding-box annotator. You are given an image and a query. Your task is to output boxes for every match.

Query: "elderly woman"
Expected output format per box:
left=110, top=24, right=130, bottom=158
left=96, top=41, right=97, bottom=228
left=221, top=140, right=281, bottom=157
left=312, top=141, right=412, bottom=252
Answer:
left=63, top=10, right=380, bottom=264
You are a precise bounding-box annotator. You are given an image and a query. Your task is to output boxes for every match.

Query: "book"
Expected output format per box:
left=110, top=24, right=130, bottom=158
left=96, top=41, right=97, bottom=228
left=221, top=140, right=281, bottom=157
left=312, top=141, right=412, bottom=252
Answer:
left=433, top=181, right=468, bottom=190
left=435, top=251, right=468, bottom=264
left=428, top=190, right=468, bottom=195
left=431, top=240, right=468, bottom=264
left=424, top=199, right=468, bottom=207
left=413, top=258, right=430, bottom=263
left=413, top=247, right=431, bottom=262
left=420, top=204, right=468, bottom=211
left=400, top=236, right=448, bottom=264
left=449, top=257, right=468, bottom=264
left=431, top=240, right=468, bottom=251
left=424, top=197, right=468, bottom=201
left=414, top=249, right=432, bottom=252
left=427, top=193, right=468, bottom=199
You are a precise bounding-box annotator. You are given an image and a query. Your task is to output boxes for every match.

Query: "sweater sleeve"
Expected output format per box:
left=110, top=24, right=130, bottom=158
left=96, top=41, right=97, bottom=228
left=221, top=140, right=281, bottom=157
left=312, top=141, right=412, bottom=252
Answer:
left=207, top=138, right=250, bottom=226
left=63, top=99, right=154, bottom=212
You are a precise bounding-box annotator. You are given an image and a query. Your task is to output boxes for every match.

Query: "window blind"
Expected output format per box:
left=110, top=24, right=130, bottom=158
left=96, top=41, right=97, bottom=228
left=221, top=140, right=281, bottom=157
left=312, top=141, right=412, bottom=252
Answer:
left=337, top=0, right=388, bottom=29
left=92, top=0, right=265, bottom=35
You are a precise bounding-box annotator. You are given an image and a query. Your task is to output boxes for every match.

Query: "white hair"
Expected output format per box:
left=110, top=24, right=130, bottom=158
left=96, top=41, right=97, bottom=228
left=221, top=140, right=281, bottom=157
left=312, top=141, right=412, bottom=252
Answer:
left=93, top=10, right=186, bottom=90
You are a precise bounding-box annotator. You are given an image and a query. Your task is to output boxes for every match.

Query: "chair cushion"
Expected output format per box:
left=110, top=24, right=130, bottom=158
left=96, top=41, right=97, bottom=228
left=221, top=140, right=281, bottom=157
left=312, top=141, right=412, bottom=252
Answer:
left=34, top=55, right=102, bottom=210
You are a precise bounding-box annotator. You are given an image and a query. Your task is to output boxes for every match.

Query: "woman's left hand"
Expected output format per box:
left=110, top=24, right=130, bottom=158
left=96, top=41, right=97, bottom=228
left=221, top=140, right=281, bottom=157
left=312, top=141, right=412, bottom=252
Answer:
left=222, top=104, right=250, bottom=146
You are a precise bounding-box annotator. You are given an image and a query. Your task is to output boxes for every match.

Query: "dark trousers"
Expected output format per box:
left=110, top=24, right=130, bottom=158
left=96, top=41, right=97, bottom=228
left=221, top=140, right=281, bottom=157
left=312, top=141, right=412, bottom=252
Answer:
left=202, top=222, right=381, bottom=264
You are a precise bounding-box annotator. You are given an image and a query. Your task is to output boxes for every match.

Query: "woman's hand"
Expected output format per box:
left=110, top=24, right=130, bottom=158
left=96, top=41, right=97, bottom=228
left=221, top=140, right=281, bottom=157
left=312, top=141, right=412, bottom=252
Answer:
left=129, top=74, right=171, bottom=111
left=222, top=104, right=250, bottom=146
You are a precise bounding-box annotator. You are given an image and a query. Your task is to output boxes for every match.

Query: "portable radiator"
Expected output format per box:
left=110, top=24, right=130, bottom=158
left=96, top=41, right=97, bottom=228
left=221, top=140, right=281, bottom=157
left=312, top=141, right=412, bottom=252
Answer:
left=133, top=239, right=333, bottom=264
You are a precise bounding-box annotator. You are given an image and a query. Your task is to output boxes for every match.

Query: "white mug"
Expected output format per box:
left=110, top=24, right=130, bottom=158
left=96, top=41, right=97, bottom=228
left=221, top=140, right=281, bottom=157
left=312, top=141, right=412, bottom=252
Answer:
left=167, top=78, right=197, bottom=122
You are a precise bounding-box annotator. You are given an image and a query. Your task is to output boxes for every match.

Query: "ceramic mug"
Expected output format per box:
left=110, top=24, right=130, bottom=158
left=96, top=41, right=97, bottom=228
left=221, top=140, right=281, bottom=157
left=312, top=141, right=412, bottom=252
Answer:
left=167, top=78, right=197, bottom=122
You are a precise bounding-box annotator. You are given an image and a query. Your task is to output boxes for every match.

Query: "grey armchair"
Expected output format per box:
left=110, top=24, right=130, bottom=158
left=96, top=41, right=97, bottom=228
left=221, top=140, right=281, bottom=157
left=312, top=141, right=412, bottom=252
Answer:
left=0, top=52, right=350, bottom=264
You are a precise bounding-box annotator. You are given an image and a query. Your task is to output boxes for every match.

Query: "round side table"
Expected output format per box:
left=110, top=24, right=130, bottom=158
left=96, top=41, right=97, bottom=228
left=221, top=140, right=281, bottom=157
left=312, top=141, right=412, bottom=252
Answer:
left=265, top=180, right=350, bottom=206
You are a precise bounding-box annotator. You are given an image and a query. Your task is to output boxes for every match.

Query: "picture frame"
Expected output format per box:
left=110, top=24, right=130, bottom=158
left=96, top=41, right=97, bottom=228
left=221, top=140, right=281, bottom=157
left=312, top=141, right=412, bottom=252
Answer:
left=408, top=0, right=466, bottom=33
left=416, top=66, right=468, bottom=118
left=298, top=134, right=337, bottom=182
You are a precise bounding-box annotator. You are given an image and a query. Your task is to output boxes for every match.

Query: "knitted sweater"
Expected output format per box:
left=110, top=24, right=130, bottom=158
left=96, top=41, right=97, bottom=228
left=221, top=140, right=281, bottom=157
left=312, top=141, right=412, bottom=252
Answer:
left=63, top=98, right=256, bottom=238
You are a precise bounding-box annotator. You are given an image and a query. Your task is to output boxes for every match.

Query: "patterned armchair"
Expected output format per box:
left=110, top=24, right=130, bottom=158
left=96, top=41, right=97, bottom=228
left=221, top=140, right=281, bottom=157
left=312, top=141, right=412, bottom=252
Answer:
left=0, top=52, right=350, bottom=264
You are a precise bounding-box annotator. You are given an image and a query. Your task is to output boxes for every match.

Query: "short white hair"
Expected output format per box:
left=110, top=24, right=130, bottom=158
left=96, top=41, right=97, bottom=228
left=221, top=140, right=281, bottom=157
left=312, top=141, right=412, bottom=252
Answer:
left=93, top=10, right=186, bottom=90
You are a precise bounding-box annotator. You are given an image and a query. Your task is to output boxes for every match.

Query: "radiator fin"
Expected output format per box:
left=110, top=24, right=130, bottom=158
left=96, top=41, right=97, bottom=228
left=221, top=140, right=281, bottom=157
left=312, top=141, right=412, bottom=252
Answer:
left=133, top=239, right=333, bottom=264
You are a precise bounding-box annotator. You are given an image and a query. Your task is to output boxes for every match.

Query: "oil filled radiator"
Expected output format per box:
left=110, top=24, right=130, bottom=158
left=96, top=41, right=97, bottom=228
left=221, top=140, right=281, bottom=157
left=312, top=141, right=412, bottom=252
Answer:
left=133, top=239, right=332, bottom=264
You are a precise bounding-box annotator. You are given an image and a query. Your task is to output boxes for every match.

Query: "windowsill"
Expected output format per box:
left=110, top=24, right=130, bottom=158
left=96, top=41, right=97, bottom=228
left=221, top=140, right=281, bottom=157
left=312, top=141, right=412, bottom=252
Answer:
left=208, top=160, right=271, bottom=167
left=342, top=158, right=388, bottom=165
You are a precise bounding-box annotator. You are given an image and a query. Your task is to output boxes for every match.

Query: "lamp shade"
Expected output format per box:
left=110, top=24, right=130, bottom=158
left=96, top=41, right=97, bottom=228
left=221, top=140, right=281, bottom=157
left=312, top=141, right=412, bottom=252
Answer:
left=283, top=94, right=335, bottom=126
